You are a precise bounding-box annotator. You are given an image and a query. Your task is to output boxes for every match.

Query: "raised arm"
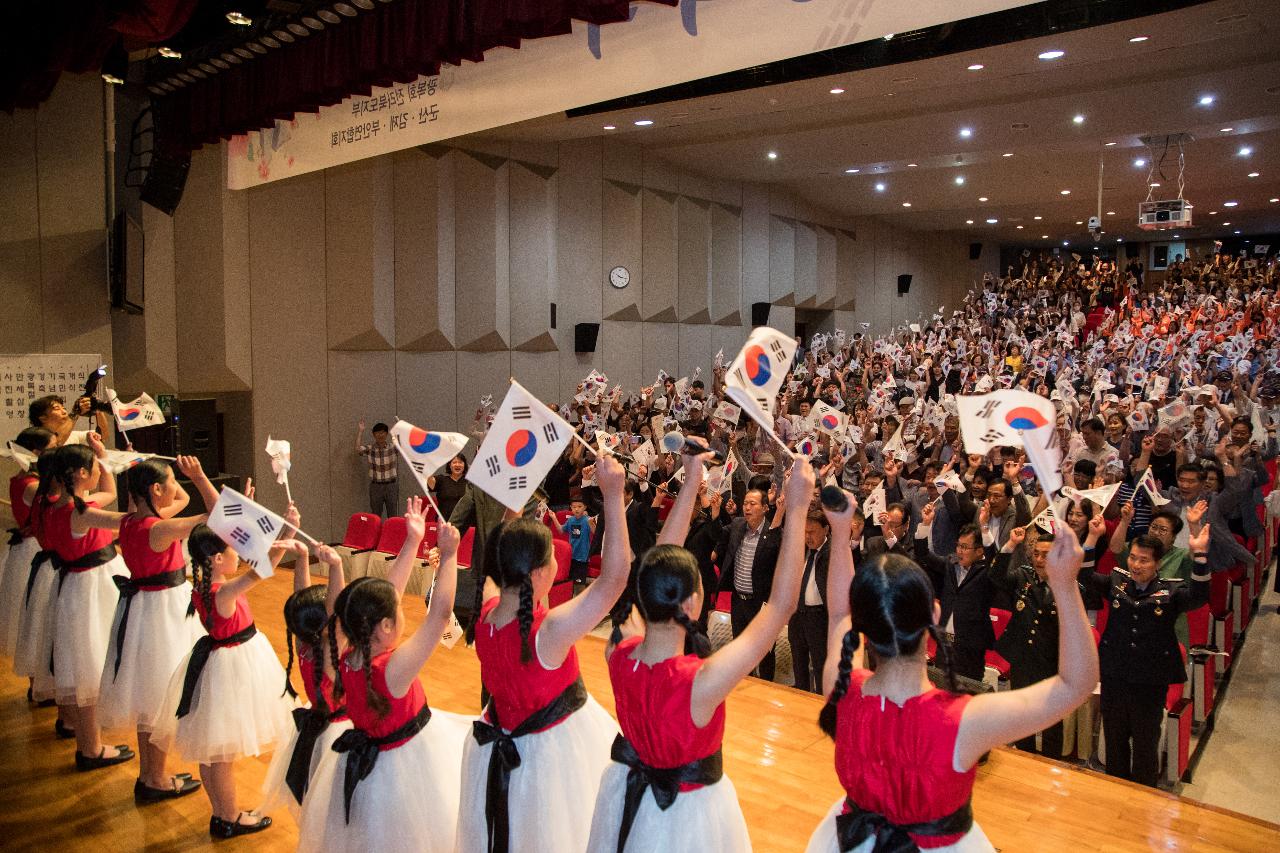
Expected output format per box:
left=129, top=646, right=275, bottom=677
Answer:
left=953, top=524, right=1098, bottom=769
left=314, top=545, right=346, bottom=614
left=215, top=536, right=290, bottom=617
left=386, top=521, right=459, bottom=698
left=657, top=441, right=712, bottom=546
left=85, top=433, right=117, bottom=507
left=820, top=488, right=857, bottom=697
left=354, top=419, right=366, bottom=454
left=176, top=455, right=220, bottom=512
left=540, top=453, right=633, bottom=665
left=691, top=458, right=815, bottom=724
left=387, top=496, right=429, bottom=596
left=1108, top=501, right=1133, bottom=555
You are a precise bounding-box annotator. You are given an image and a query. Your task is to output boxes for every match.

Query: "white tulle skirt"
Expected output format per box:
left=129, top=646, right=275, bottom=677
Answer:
left=457, top=695, right=619, bottom=853
left=97, top=583, right=206, bottom=731
left=297, top=708, right=471, bottom=853
left=586, top=763, right=753, bottom=853
left=260, top=710, right=354, bottom=819
left=149, top=631, right=296, bottom=765
left=803, top=798, right=995, bottom=853
left=13, top=554, right=57, bottom=699
left=52, top=556, right=126, bottom=707
left=0, top=536, right=40, bottom=657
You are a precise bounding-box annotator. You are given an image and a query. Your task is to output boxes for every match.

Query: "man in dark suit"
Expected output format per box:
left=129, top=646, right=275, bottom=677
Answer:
left=862, top=502, right=915, bottom=561
left=715, top=487, right=783, bottom=680
left=789, top=510, right=830, bottom=693
left=913, top=506, right=996, bottom=681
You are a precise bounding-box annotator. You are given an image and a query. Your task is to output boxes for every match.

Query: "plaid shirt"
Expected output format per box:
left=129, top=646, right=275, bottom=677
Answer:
left=359, top=443, right=398, bottom=482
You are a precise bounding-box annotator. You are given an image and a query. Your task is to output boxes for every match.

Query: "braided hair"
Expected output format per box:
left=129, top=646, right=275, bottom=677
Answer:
left=635, top=544, right=711, bottom=658
left=282, top=584, right=329, bottom=703
left=330, top=577, right=396, bottom=718
left=486, top=518, right=554, bottom=664
left=125, top=459, right=171, bottom=518
left=818, top=554, right=946, bottom=738
left=187, top=524, right=228, bottom=633
left=51, top=444, right=95, bottom=514
left=28, top=450, right=61, bottom=539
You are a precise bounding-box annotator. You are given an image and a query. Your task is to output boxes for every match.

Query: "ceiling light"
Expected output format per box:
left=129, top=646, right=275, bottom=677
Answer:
left=1129, top=35, right=1149, bottom=43
left=966, top=219, right=974, bottom=224
left=1199, top=95, right=1216, bottom=106
left=1106, top=211, right=1116, bottom=216
left=959, top=127, right=973, bottom=138
left=978, top=197, right=988, bottom=202
left=767, top=151, right=778, bottom=160
left=844, top=168, right=860, bottom=174
left=634, top=119, right=654, bottom=126
left=1134, top=158, right=1146, bottom=167
left=874, top=183, right=886, bottom=192
left=967, top=64, right=984, bottom=71
left=1238, top=146, right=1252, bottom=156
left=1209, top=211, right=1218, bottom=215
left=1270, top=198, right=1279, bottom=203
left=1235, top=230, right=1242, bottom=234
left=1248, top=171, right=1260, bottom=177
left=883, top=33, right=894, bottom=41
left=908, top=163, right=918, bottom=167
left=1042, top=235, right=1049, bottom=239
left=1002, top=152, right=1014, bottom=157
left=1039, top=49, right=1065, bottom=60
left=602, top=124, right=616, bottom=131
left=226, top=11, right=252, bottom=26
left=158, top=46, right=182, bottom=59
left=1076, top=221, right=1084, bottom=226
left=102, top=72, right=124, bottom=85
left=902, top=202, right=912, bottom=207
left=954, top=176, right=965, bottom=185
left=829, top=87, right=845, bottom=95
left=1034, top=216, right=1043, bottom=220
left=1150, top=182, right=1160, bottom=188
left=1224, top=201, right=1239, bottom=207
left=1060, top=189, right=1071, bottom=195
left=1016, top=225, right=1024, bottom=230
left=1220, top=127, right=1234, bottom=133
left=1073, top=114, right=1085, bottom=124
left=1222, top=222, right=1231, bottom=226
left=986, top=218, right=999, bottom=224
left=1063, top=241, right=1069, bottom=246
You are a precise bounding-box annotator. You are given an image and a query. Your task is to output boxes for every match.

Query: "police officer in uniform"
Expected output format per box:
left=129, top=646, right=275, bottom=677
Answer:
left=994, top=526, right=1068, bottom=757
left=1083, top=526, right=1211, bottom=787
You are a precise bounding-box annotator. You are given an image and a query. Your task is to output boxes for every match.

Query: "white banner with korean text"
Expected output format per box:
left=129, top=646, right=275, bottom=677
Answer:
left=0, top=354, right=102, bottom=443
left=226, top=0, right=1034, bottom=189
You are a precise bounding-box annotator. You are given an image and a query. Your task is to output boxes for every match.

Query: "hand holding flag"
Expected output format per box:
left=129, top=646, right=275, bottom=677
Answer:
left=206, top=486, right=291, bottom=578
left=467, top=380, right=573, bottom=512
left=391, top=420, right=469, bottom=519
left=107, top=389, right=165, bottom=432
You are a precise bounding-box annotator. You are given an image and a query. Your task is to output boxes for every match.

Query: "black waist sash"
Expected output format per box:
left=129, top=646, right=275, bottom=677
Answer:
left=175, top=623, right=259, bottom=718
left=109, top=569, right=189, bottom=680
left=471, top=676, right=589, bottom=853
left=53, top=543, right=118, bottom=595
left=835, top=796, right=974, bottom=853
left=23, top=550, right=55, bottom=606
left=284, top=702, right=348, bottom=805
left=7, top=527, right=23, bottom=547
left=609, top=733, right=724, bottom=853
left=332, top=703, right=433, bottom=824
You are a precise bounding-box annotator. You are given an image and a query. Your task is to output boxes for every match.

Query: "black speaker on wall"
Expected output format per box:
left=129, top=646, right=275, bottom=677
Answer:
left=177, top=398, right=219, bottom=474
left=574, top=322, right=600, bottom=353
left=969, top=242, right=983, bottom=260
left=140, top=150, right=192, bottom=216
left=750, top=301, right=771, bottom=326
left=897, top=274, right=913, bottom=295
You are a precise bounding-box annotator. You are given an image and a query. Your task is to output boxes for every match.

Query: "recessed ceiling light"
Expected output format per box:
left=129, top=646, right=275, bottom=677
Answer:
left=844, top=168, right=861, bottom=174
left=978, top=196, right=988, bottom=202
left=1235, top=230, right=1242, bottom=234
left=1063, top=241, right=1069, bottom=246
left=1104, top=141, right=1118, bottom=147
left=1224, top=201, right=1239, bottom=207
left=1076, top=221, right=1084, bottom=226
left=602, top=124, right=616, bottom=130
left=1039, top=49, right=1065, bottom=60
left=986, top=218, right=999, bottom=224
left=1220, top=127, right=1234, bottom=133
left=158, top=46, right=182, bottom=59
left=634, top=119, right=654, bottom=127
left=966, top=219, right=974, bottom=224
left=1073, top=114, right=1085, bottom=124
left=1248, top=171, right=1260, bottom=177
left=908, top=163, right=918, bottom=167
left=1134, top=158, right=1146, bottom=167
left=875, top=183, right=886, bottom=192
left=954, top=176, right=965, bottom=185
left=1270, top=198, right=1279, bottom=203
left=1222, top=222, right=1231, bottom=226
left=1198, top=95, right=1215, bottom=106
left=226, top=11, right=252, bottom=26
left=1060, top=189, right=1071, bottom=195
left=1210, top=211, right=1218, bottom=215
left=1129, top=35, right=1149, bottom=43
left=829, top=87, right=845, bottom=94
left=1042, top=235, right=1049, bottom=239
left=959, top=128, right=973, bottom=138
left=767, top=151, right=778, bottom=160
left=902, top=202, right=912, bottom=207
left=1034, top=215, right=1043, bottom=220
left=968, top=64, right=985, bottom=71
left=1016, top=225, right=1024, bottom=229
left=1238, top=146, right=1252, bottom=156
left=1002, top=152, right=1014, bottom=157
left=1150, top=182, right=1160, bottom=188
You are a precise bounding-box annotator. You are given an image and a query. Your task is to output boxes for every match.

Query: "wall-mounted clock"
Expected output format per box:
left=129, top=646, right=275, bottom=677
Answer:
left=609, top=265, right=630, bottom=289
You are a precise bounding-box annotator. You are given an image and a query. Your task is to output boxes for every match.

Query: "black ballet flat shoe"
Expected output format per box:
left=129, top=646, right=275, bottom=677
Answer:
left=54, top=718, right=75, bottom=740
left=75, top=745, right=135, bottom=772
left=135, top=775, right=203, bottom=804
left=36, top=698, right=57, bottom=708
left=209, top=813, right=271, bottom=840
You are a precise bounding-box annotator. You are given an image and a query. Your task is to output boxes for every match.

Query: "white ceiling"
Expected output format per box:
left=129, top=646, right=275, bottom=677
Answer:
left=473, top=0, right=1280, bottom=247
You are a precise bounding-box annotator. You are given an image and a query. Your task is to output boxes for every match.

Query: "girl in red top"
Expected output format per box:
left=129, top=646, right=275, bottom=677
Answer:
left=805, top=491, right=1098, bottom=852
left=458, top=454, right=630, bottom=853
left=12, top=451, right=62, bottom=709
left=76, top=455, right=211, bottom=800
left=260, top=537, right=353, bottom=818
left=38, top=441, right=136, bottom=771
left=297, top=497, right=469, bottom=853
left=587, top=451, right=815, bottom=853
left=0, top=427, right=54, bottom=661
left=149, top=485, right=296, bottom=840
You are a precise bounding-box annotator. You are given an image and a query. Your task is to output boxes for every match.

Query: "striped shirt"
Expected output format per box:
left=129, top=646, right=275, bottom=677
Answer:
left=359, top=443, right=398, bottom=483
left=734, top=519, right=766, bottom=596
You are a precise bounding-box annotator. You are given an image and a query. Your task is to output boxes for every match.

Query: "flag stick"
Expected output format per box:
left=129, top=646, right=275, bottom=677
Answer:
left=282, top=472, right=294, bottom=505
left=572, top=430, right=601, bottom=457
left=421, top=487, right=443, bottom=522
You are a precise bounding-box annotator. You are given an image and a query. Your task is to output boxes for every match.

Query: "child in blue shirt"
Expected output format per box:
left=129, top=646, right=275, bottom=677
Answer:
left=556, top=497, right=595, bottom=590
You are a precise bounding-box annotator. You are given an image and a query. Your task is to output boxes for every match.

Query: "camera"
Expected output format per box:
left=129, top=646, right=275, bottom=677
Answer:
left=80, top=365, right=113, bottom=415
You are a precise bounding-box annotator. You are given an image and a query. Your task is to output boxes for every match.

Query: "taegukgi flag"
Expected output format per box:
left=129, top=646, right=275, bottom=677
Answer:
left=467, top=379, right=572, bottom=512
left=811, top=400, right=847, bottom=437
left=206, top=486, right=286, bottom=578
left=108, top=389, right=165, bottom=431
left=725, top=327, right=798, bottom=419
left=391, top=420, right=469, bottom=496
left=956, top=389, right=1057, bottom=454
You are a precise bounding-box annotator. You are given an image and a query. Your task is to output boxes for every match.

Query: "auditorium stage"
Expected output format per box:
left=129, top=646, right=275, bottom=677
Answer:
left=0, top=569, right=1276, bottom=853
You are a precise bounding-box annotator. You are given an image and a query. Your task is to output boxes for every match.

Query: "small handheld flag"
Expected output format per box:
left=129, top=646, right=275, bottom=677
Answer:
left=206, top=487, right=289, bottom=578
left=467, top=380, right=573, bottom=513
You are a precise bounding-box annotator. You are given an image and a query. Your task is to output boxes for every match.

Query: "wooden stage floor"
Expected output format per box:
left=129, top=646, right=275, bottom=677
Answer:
left=0, top=570, right=1276, bottom=853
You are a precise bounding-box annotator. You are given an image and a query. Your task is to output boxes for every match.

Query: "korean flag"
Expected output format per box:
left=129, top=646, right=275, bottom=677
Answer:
left=725, top=327, right=798, bottom=419
left=108, top=389, right=165, bottom=431
left=467, top=379, right=573, bottom=512
left=206, top=487, right=287, bottom=578
left=391, top=420, right=469, bottom=497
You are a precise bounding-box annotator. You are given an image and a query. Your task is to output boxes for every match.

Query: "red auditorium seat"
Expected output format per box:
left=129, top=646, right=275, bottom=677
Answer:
left=547, top=538, right=575, bottom=606
left=457, top=528, right=475, bottom=568
left=984, top=608, right=1012, bottom=679
left=587, top=554, right=602, bottom=579
left=330, top=512, right=382, bottom=578
left=1164, top=645, right=1193, bottom=785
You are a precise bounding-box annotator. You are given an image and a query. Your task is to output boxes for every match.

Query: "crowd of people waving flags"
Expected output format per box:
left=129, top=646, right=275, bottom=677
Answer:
left=1, top=248, right=1277, bottom=850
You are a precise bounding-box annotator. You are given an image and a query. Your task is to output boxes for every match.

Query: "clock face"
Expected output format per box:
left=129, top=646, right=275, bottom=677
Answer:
left=609, top=266, right=630, bottom=289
